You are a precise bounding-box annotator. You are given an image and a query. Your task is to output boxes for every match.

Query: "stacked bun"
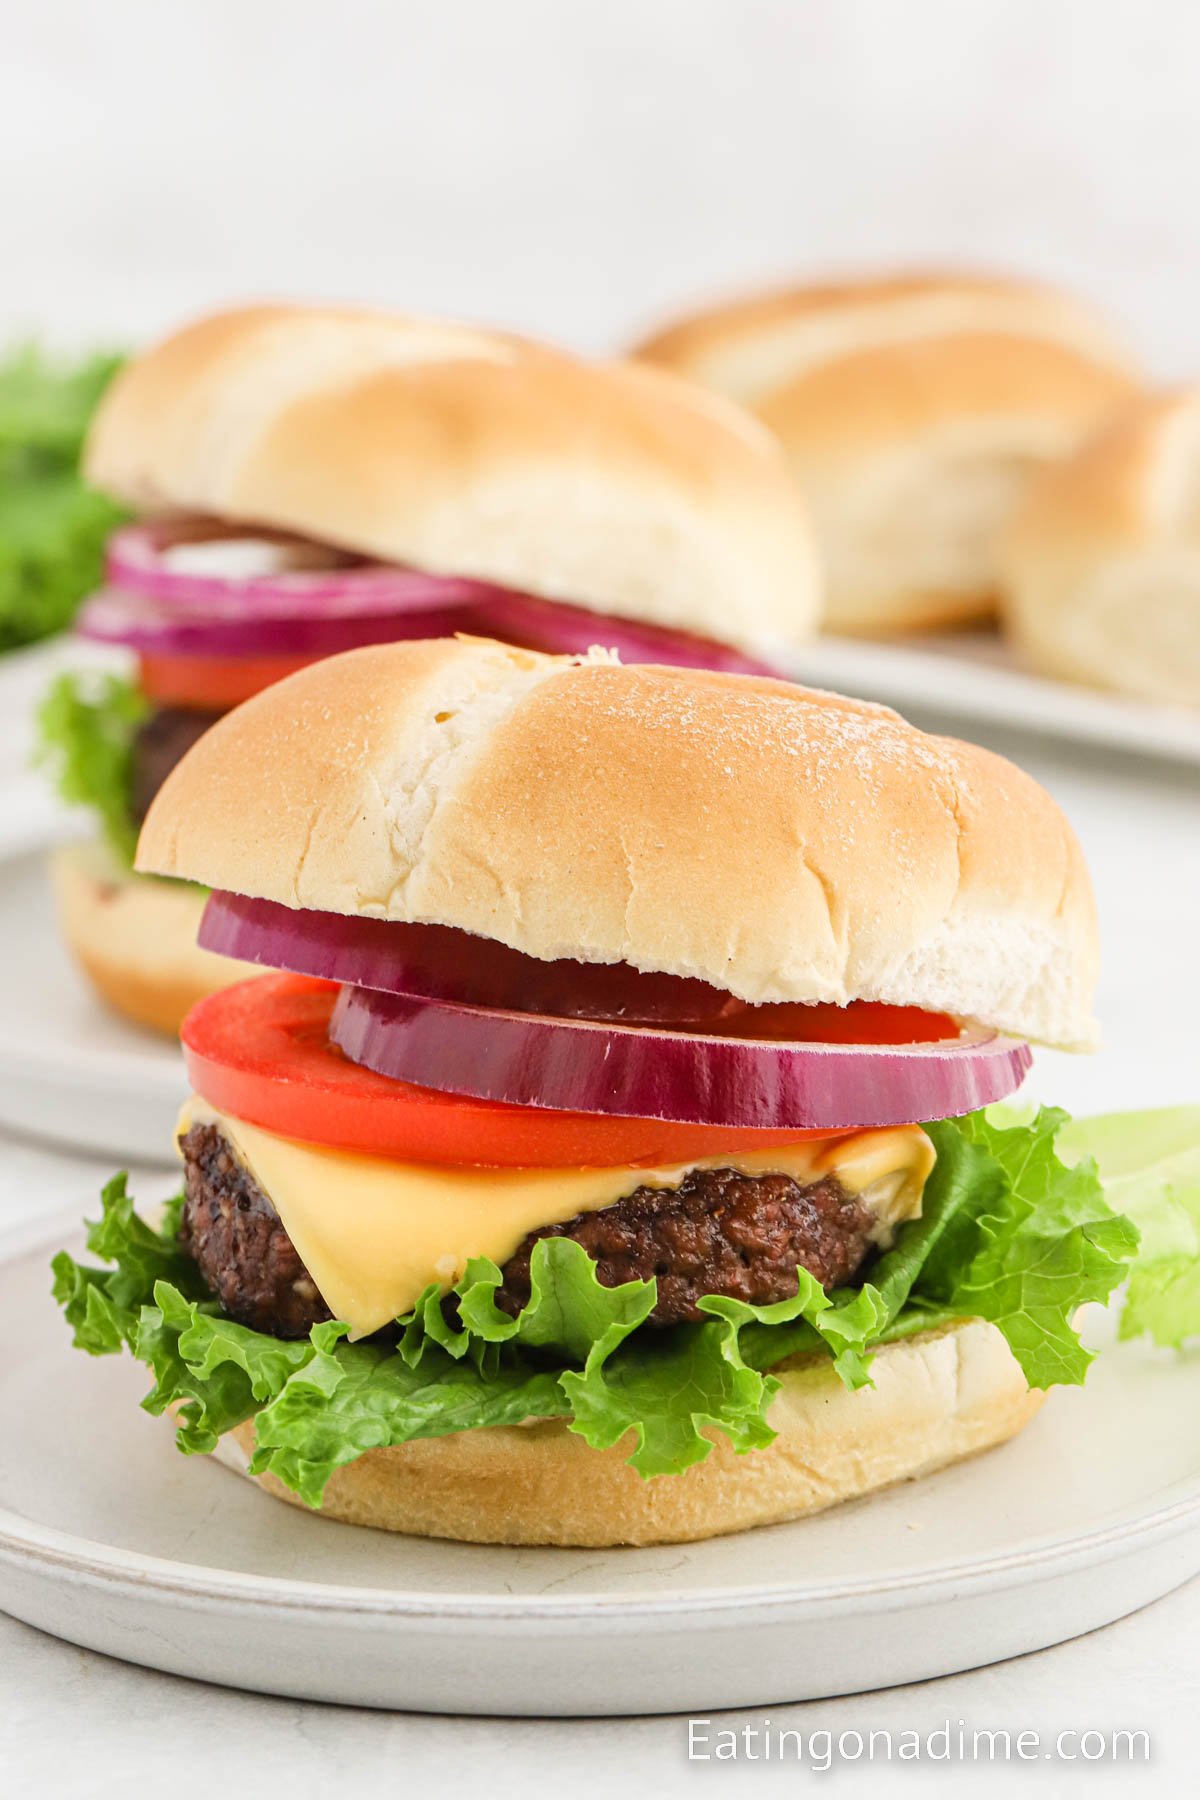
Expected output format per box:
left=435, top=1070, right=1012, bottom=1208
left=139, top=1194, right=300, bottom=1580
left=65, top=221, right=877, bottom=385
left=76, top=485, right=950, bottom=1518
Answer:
left=635, top=271, right=1138, bottom=634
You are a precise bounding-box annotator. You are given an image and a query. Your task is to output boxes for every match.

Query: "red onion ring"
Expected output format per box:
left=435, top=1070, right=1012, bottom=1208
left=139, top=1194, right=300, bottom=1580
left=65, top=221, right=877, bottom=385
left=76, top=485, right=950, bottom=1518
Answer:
left=76, top=588, right=477, bottom=658
left=200, top=889, right=946, bottom=1034
left=105, top=523, right=487, bottom=618
left=88, top=523, right=782, bottom=676
left=454, top=590, right=779, bottom=676
left=329, top=982, right=1032, bottom=1130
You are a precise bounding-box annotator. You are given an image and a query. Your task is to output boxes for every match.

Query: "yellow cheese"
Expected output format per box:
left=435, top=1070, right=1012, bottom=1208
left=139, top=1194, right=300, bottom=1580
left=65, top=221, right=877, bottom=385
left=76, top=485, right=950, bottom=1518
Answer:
left=177, top=1101, right=934, bottom=1339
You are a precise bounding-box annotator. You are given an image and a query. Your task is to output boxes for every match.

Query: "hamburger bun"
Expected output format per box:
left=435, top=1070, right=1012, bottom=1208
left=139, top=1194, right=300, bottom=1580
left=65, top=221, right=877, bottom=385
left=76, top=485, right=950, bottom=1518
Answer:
left=137, top=637, right=1099, bottom=1048
left=1001, top=388, right=1200, bottom=706
left=204, top=1318, right=1043, bottom=1545
left=86, top=304, right=820, bottom=654
left=51, top=841, right=249, bottom=1036
left=634, top=268, right=1133, bottom=406
left=634, top=272, right=1138, bottom=632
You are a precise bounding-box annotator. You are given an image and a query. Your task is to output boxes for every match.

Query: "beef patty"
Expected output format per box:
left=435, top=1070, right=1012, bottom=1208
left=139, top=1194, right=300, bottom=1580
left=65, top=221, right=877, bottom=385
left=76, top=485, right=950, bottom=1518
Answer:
left=177, top=1123, right=877, bottom=1338
left=179, top=1124, right=331, bottom=1337
left=131, top=706, right=226, bottom=826
left=495, top=1168, right=874, bottom=1325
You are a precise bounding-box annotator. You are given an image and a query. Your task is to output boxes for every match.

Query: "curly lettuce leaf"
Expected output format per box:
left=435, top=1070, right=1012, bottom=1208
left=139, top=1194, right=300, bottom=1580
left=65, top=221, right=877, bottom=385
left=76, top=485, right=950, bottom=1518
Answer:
left=1060, top=1107, right=1200, bottom=1350
left=910, top=1110, right=1138, bottom=1386
left=36, top=670, right=146, bottom=862
left=0, top=345, right=126, bottom=649
left=50, top=1106, right=1146, bottom=1507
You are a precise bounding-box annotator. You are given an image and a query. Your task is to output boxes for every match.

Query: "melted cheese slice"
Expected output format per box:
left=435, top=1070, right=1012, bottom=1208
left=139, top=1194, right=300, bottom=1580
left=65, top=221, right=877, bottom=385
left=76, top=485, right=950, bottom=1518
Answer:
left=178, top=1101, right=934, bottom=1339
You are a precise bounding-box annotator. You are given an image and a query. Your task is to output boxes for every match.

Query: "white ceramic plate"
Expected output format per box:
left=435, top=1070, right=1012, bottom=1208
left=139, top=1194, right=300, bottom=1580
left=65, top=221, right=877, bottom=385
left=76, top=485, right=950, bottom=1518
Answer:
left=776, top=633, right=1200, bottom=764
left=3, top=1211, right=1200, bottom=1716
left=0, top=849, right=185, bottom=1164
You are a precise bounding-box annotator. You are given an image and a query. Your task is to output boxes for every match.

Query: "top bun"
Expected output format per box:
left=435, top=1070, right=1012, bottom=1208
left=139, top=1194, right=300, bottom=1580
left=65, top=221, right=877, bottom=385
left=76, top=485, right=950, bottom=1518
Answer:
left=633, top=272, right=1137, bottom=633
left=1001, top=388, right=1200, bottom=706
left=85, top=304, right=819, bottom=654
left=137, top=638, right=1098, bottom=1048
left=633, top=268, right=1134, bottom=406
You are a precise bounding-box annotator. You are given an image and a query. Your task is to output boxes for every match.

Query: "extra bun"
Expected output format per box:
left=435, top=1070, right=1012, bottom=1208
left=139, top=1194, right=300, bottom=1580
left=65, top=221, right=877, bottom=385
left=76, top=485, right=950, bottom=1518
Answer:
left=86, top=304, right=819, bottom=653
left=634, top=269, right=1133, bottom=407
left=137, top=638, right=1098, bottom=1046
left=207, top=1319, right=1042, bottom=1545
left=1001, top=388, right=1200, bottom=706
left=51, top=842, right=249, bottom=1036
left=634, top=273, right=1137, bottom=632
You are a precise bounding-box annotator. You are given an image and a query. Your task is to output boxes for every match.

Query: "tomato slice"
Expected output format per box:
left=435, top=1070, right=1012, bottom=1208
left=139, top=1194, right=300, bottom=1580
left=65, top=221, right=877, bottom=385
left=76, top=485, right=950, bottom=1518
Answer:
left=139, top=650, right=316, bottom=710
left=181, top=974, right=841, bottom=1168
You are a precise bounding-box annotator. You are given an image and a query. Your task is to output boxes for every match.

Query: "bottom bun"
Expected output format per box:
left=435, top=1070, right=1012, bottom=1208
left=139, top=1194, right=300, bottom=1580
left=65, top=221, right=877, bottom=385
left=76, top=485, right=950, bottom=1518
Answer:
left=51, top=840, right=250, bottom=1037
left=205, top=1319, right=1042, bottom=1547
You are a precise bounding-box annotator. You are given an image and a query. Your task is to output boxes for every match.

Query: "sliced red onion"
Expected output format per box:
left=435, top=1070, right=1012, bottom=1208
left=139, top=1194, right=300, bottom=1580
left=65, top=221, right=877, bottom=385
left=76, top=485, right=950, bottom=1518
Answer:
left=329, top=983, right=1032, bottom=1130
left=458, top=589, right=780, bottom=677
left=93, top=522, right=782, bottom=676
left=76, top=587, right=476, bottom=658
left=105, top=523, right=488, bottom=619
left=199, top=890, right=797, bottom=1026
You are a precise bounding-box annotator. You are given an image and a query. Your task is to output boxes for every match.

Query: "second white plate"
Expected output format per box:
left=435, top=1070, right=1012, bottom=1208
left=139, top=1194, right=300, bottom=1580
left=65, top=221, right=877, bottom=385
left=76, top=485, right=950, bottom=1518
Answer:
left=777, top=633, right=1200, bottom=764
left=0, top=848, right=185, bottom=1164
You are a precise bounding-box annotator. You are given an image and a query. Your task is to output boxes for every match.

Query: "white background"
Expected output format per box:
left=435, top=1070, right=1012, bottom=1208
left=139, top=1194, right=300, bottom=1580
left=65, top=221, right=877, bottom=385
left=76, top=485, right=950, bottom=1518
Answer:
left=2, top=0, right=1199, bottom=372
left=2, top=5, right=1199, bottom=1793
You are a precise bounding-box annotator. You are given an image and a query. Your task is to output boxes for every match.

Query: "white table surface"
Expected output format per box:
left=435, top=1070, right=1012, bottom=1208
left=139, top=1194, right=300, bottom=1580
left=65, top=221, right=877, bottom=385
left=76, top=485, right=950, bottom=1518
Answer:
left=0, top=712, right=1197, bottom=1795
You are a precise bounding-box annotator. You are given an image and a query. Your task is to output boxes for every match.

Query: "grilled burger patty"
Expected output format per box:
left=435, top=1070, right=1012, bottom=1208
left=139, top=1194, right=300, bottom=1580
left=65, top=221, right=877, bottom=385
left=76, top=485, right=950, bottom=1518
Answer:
left=177, top=1123, right=877, bottom=1338
left=131, top=706, right=226, bottom=826
left=494, top=1168, right=874, bottom=1325
left=179, top=1125, right=332, bottom=1338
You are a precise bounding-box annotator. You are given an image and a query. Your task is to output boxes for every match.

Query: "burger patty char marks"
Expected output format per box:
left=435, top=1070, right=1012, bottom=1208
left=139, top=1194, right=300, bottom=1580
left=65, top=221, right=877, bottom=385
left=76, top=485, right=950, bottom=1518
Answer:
left=131, top=706, right=225, bottom=826
left=179, top=1124, right=332, bottom=1338
left=495, top=1167, right=874, bottom=1326
left=177, top=1126, right=876, bottom=1337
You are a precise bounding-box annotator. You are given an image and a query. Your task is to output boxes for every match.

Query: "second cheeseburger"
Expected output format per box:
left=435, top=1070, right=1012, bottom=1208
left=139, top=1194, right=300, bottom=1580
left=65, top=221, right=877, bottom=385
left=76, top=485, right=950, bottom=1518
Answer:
left=55, top=639, right=1137, bottom=1546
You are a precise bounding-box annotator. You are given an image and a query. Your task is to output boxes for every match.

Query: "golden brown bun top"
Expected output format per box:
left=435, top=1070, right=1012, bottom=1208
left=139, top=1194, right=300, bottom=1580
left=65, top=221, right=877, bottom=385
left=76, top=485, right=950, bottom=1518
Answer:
left=85, top=304, right=820, bottom=651
left=137, top=638, right=1098, bottom=1046
left=633, top=267, right=1136, bottom=406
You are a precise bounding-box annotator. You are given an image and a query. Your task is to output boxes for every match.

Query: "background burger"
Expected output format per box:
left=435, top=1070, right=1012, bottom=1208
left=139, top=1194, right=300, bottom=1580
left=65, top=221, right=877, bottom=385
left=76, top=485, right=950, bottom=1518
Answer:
left=38, top=303, right=818, bottom=1034
left=54, top=639, right=1158, bottom=1548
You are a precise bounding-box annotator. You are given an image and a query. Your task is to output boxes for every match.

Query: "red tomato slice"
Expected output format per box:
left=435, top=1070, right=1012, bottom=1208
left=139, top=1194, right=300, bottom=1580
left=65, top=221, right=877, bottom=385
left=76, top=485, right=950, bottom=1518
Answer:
left=139, top=651, right=316, bottom=710
left=181, top=974, right=842, bottom=1168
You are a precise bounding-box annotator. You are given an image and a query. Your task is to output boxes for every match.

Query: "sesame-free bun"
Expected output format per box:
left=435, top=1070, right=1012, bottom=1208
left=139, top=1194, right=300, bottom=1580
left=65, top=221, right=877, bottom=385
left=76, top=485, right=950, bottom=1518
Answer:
left=205, top=1318, right=1043, bottom=1545
left=85, top=304, right=820, bottom=654
left=634, top=273, right=1137, bottom=632
left=634, top=269, right=1133, bottom=407
left=1001, top=389, right=1200, bottom=707
left=51, top=841, right=249, bottom=1036
left=137, top=638, right=1099, bottom=1047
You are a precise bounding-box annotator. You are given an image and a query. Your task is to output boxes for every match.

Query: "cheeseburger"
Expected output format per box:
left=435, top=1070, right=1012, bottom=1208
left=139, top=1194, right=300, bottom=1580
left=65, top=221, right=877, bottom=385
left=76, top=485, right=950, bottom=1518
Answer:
left=55, top=640, right=1140, bottom=1547
left=40, top=304, right=817, bottom=1034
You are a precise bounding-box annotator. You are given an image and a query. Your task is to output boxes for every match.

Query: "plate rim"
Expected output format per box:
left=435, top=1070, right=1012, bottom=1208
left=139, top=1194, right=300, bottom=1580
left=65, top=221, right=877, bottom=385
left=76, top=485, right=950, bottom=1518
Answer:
left=7, top=1209, right=1200, bottom=1624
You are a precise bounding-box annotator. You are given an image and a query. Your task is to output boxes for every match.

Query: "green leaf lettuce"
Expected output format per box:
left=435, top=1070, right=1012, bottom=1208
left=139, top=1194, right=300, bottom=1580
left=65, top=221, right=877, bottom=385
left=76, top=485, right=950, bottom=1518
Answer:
left=36, top=670, right=147, bottom=863
left=0, top=345, right=126, bottom=650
